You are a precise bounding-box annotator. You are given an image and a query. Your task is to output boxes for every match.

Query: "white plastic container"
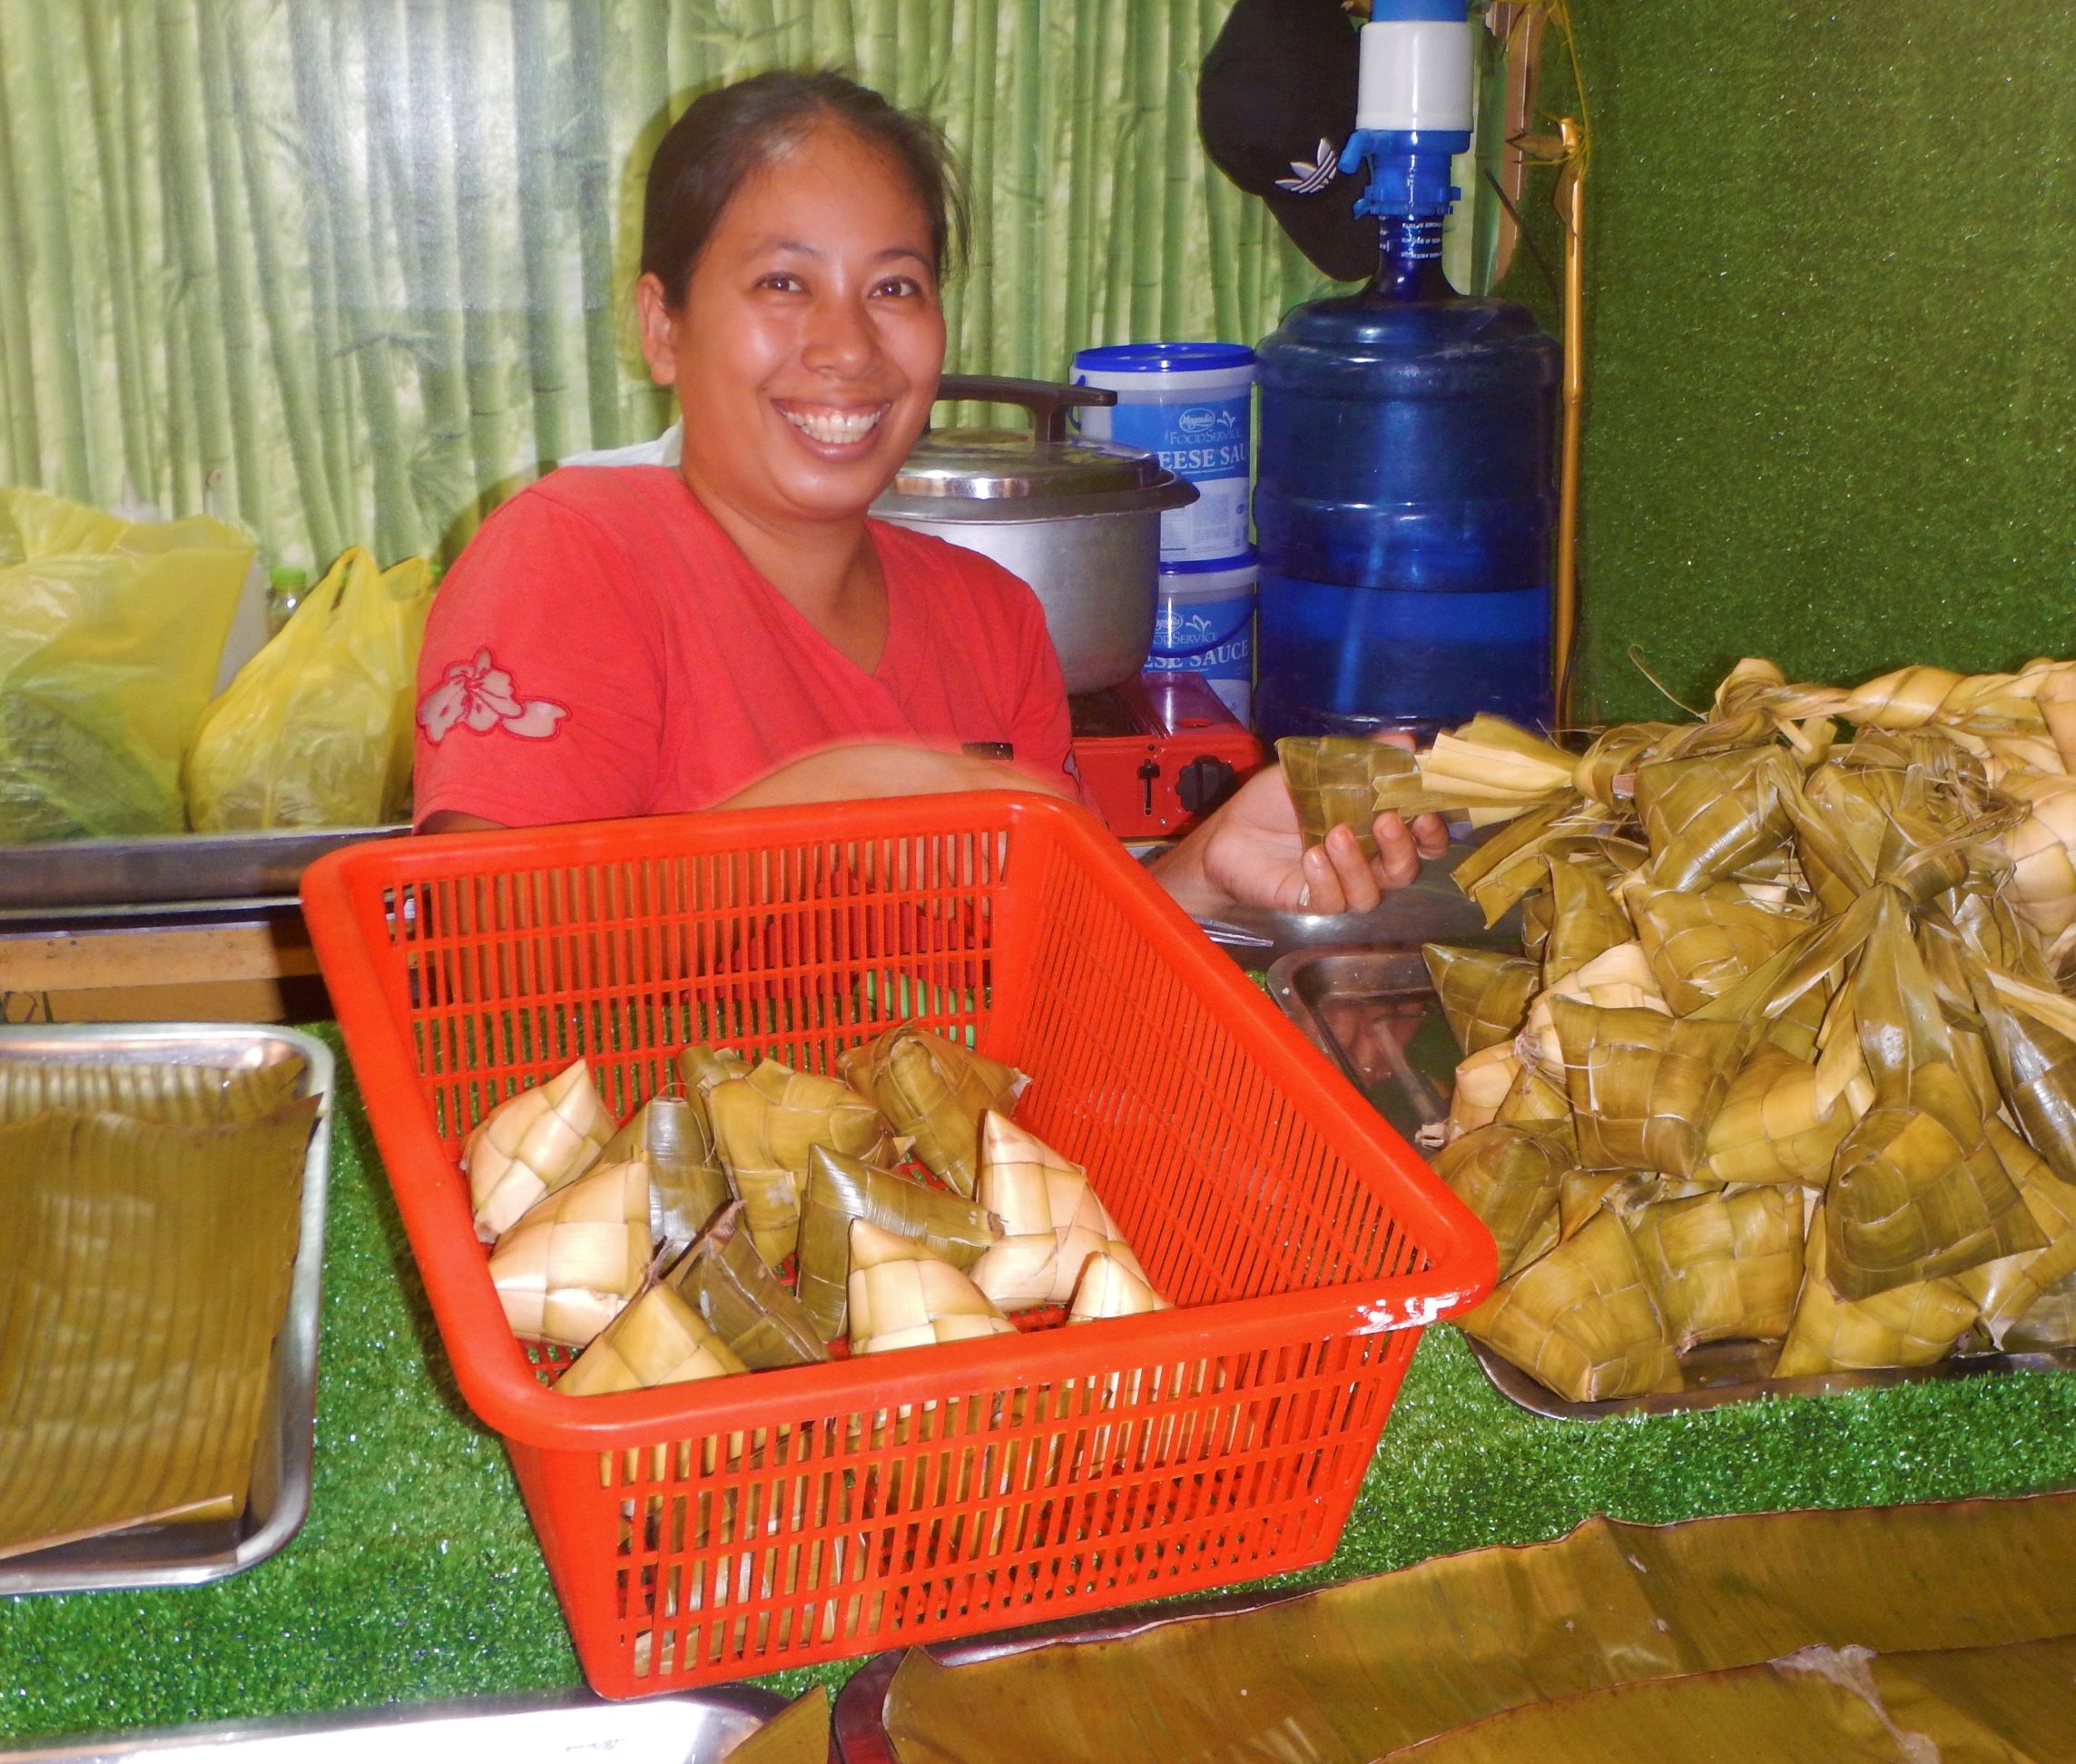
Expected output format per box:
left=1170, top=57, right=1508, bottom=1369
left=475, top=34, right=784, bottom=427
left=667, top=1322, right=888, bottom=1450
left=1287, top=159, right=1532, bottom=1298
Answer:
left=1146, top=554, right=1257, bottom=726
left=1071, top=343, right=1254, bottom=566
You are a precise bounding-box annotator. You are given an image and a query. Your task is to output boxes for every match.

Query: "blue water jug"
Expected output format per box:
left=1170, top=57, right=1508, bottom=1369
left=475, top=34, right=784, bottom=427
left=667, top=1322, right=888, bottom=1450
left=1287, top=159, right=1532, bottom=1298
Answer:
left=1254, top=277, right=1561, bottom=740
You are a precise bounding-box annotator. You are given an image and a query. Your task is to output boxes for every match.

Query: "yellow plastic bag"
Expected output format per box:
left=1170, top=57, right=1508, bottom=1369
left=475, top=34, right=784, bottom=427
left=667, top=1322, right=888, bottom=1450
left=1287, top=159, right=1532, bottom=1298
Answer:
left=0, top=488, right=253, bottom=842
left=183, top=547, right=435, bottom=831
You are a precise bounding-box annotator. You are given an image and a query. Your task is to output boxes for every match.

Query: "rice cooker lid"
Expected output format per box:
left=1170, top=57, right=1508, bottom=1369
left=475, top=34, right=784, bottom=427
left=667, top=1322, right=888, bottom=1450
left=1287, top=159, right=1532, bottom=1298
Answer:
left=875, top=428, right=1195, bottom=517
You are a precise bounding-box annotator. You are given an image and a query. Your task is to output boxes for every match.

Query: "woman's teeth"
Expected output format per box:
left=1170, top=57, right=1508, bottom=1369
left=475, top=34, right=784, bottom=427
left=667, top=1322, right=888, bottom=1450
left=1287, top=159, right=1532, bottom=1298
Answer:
left=783, top=407, right=884, bottom=445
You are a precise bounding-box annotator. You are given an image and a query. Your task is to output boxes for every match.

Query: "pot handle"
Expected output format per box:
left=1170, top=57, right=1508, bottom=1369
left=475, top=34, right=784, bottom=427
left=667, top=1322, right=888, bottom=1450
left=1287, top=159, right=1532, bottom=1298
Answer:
left=934, top=373, right=1115, bottom=445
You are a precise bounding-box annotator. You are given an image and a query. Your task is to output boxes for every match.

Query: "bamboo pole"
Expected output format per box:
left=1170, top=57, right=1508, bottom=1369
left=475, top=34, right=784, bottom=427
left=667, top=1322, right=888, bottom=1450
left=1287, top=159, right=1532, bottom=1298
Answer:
left=809, top=1, right=858, bottom=76
left=1157, top=0, right=1194, bottom=340
left=117, top=1, right=172, bottom=508
left=1195, top=0, right=1236, bottom=347
left=15, top=0, right=96, bottom=498
left=80, top=0, right=158, bottom=504
left=510, top=0, right=571, bottom=468
left=1551, top=113, right=1587, bottom=726
left=861, top=0, right=898, bottom=92
left=566, top=0, right=624, bottom=451
left=1127, top=1, right=1166, bottom=341
left=225, top=0, right=344, bottom=563
left=1100, top=1, right=1139, bottom=345
left=192, top=0, right=274, bottom=545
left=284, top=2, right=358, bottom=541
left=340, top=0, right=423, bottom=562
left=445, top=0, right=522, bottom=507
left=1057, top=0, right=1100, bottom=371
left=998, top=0, right=1040, bottom=379
left=156, top=0, right=238, bottom=514
left=393, top=0, right=475, bottom=552
left=0, top=1, right=45, bottom=484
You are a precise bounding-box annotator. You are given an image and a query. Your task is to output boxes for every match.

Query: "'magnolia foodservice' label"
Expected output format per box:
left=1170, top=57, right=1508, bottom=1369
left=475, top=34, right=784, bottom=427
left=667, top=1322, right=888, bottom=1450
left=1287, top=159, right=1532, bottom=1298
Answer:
left=1084, top=393, right=1253, bottom=564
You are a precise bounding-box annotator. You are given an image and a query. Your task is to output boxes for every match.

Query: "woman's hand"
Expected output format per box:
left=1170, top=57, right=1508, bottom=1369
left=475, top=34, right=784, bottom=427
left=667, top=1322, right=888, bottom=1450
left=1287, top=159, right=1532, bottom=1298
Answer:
left=1148, top=735, right=1449, bottom=917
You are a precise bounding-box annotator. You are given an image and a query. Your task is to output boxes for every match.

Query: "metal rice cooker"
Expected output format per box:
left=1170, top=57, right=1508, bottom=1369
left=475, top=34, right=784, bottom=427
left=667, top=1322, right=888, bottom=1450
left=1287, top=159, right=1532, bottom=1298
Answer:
left=871, top=374, right=1197, bottom=695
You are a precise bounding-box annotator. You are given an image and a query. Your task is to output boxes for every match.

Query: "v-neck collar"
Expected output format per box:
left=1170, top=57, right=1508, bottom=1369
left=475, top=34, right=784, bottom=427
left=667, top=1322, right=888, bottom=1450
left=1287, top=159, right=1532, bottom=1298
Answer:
left=666, top=473, right=913, bottom=691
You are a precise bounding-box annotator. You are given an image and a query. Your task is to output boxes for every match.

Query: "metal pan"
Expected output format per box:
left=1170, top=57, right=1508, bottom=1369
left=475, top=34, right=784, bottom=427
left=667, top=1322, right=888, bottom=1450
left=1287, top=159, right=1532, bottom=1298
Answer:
left=0, top=1685, right=788, bottom=1764
left=0, top=826, right=403, bottom=917
left=0, top=1022, right=334, bottom=1592
left=1266, top=947, right=2076, bottom=1421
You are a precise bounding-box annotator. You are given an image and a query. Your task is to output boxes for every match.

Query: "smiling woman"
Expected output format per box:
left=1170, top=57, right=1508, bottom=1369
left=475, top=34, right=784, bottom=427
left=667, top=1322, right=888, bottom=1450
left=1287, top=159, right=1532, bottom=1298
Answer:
left=413, top=69, right=1444, bottom=915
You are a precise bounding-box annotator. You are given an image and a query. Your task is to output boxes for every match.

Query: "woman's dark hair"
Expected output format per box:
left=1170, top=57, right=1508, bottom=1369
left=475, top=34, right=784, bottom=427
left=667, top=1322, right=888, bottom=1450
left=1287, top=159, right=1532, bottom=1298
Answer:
left=640, top=70, right=969, bottom=309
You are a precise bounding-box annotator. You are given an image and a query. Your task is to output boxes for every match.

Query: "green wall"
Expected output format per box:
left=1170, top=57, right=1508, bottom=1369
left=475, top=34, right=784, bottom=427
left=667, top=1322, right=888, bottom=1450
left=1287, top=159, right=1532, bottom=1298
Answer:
left=1569, top=4, right=2076, bottom=722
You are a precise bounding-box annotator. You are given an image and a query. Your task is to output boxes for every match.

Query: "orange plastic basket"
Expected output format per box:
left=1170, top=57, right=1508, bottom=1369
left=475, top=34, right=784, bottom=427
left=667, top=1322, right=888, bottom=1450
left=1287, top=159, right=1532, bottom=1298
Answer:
left=301, top=793, right=1493, bottom=1695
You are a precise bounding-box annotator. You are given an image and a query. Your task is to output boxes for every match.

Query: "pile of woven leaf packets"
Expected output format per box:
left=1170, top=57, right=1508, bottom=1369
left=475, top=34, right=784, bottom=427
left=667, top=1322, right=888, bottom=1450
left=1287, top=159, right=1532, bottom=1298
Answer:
left=1284, top=657, right=2076, bottom=1401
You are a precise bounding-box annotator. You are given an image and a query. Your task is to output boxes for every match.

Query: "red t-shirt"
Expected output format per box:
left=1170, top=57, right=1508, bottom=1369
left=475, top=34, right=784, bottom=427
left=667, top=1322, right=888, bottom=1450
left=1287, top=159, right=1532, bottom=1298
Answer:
left=412, top=467, right=1073, bottom=827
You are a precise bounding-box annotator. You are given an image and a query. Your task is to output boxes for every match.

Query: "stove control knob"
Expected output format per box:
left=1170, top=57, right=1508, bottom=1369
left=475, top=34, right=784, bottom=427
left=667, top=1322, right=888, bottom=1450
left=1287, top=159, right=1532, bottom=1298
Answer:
left=1176, top=754, right=1239, bottom=816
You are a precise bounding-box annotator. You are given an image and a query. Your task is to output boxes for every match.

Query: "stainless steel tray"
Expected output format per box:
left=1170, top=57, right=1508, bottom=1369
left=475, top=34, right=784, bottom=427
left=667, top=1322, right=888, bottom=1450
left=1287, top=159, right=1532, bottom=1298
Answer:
left=0, top=826, right=402, bottom=915
left=0, top=1686, right=789, bottom=1763
left=1266, top=946, right=2076, bottom=1421
left=0, top=1022, right=334, bottom=1592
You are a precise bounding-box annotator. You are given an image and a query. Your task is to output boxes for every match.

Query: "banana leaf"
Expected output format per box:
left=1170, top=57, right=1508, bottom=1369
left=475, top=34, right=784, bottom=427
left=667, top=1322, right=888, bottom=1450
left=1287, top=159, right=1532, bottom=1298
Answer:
left=1554, top=1169, right=1650, bottom=1240
left=723, top=1688, right=830, bottom=1764
left=1954, top=1119, right=2076, bottom=1346
left=602, top=1095, right=731, bottom=1263
left=554, top=1281, right=746, bottom=1396
left=2001, top=1266, right=2076, bottom=1350
left=487, top=1159, right=651, bottom=1350
left=1634, top=745, right=1800, bottom=892
left=0, top=1101, right=315, bottom=1559
left=674, top=1044, right=751, bottom=1116
left=0, top=1053, right=306, bottom=1124
left=1422, top=945, right=1539, bottom=1055
left=1449, top=801, right=1575, bottom=925
left=1276, top=735, right=1412, bottom=857
left=661, top=1201, right=827, bottom=1370
left=794, top=1146, right=1001, bottom=1342
left=1446, top=1042, right=1520, bottom=1140
left=1781, top=764, right=1884, bottom=914
left=880, top=1493, right=2076, bottom=1764
left=1699, top=1036, right=1866, bottom=1187
left=1431, top=1124, right=1569, bottom=1280
left=1540, top=858, right=1632, bottom=987
left=1368, top=1636, right=2076, bottom=1761
left=1774, top=1202, right=1979, bottom=1376
left=1940, top=886, right=2054, bottom=984
left=1628, top=882, right=1808, bottom=1015
left=1457, top=1207, right=1681, bottom=1402
left=1495, top=1059, right=1573, bottom=1131
left=1549, top=998, right=1743, bottom=1178
left=838, top=1024, right=1024, bottom=1198
left=706, top=1060, right=896, bottom=1266
left=1627, top=1187, right=1803, bottom=1350
left=1573, top=721, right=1678, bottom=803
left=1825, top=893, right=2044, bottom=1299
left=1970, top=966, right=2076, bottom=1188
left=1520, top=887, right=1553, bottom=962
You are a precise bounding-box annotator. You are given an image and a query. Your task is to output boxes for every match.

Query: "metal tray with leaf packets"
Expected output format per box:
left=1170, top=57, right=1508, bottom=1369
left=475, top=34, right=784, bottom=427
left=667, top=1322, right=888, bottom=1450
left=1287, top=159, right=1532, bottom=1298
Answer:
left=1266, top=948, right=2076, bottom=1420
left=0, top=1021, right=333, bottom=1592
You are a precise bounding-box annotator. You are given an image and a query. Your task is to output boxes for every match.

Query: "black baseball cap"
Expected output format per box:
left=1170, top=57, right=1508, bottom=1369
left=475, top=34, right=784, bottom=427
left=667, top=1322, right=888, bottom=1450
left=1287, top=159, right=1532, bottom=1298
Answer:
left=1197, top=0, right=1374, bottom=283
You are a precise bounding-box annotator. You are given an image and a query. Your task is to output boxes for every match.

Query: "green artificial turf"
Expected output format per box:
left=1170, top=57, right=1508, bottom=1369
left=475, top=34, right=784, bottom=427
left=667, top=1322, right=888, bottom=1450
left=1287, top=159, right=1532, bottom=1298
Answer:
left=1548, top=4, right=2076, bottom=724
left=5, top=1026, right=2076, bottom=1742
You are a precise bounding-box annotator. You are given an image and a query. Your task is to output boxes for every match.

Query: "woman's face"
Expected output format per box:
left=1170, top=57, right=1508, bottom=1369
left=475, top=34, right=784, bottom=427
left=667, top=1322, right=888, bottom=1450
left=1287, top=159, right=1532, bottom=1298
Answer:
left=640, top=121, right=946, bottom=530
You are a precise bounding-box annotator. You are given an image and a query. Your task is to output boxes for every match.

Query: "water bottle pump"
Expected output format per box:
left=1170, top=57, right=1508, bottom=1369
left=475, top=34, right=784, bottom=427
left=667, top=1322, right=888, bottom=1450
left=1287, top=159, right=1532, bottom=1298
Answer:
left=1252, top=1, right=1563, bottom=741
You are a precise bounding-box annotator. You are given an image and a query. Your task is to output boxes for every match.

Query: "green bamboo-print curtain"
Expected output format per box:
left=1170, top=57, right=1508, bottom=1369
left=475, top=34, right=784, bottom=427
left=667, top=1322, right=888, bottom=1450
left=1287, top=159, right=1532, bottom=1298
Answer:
left=0, top=0, right=1347, bottom=569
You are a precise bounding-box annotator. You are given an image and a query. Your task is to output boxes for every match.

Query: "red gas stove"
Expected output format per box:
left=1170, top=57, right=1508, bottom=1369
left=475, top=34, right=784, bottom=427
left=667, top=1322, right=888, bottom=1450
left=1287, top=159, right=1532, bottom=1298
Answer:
left=1068, top=672, right=1264, bottom=837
